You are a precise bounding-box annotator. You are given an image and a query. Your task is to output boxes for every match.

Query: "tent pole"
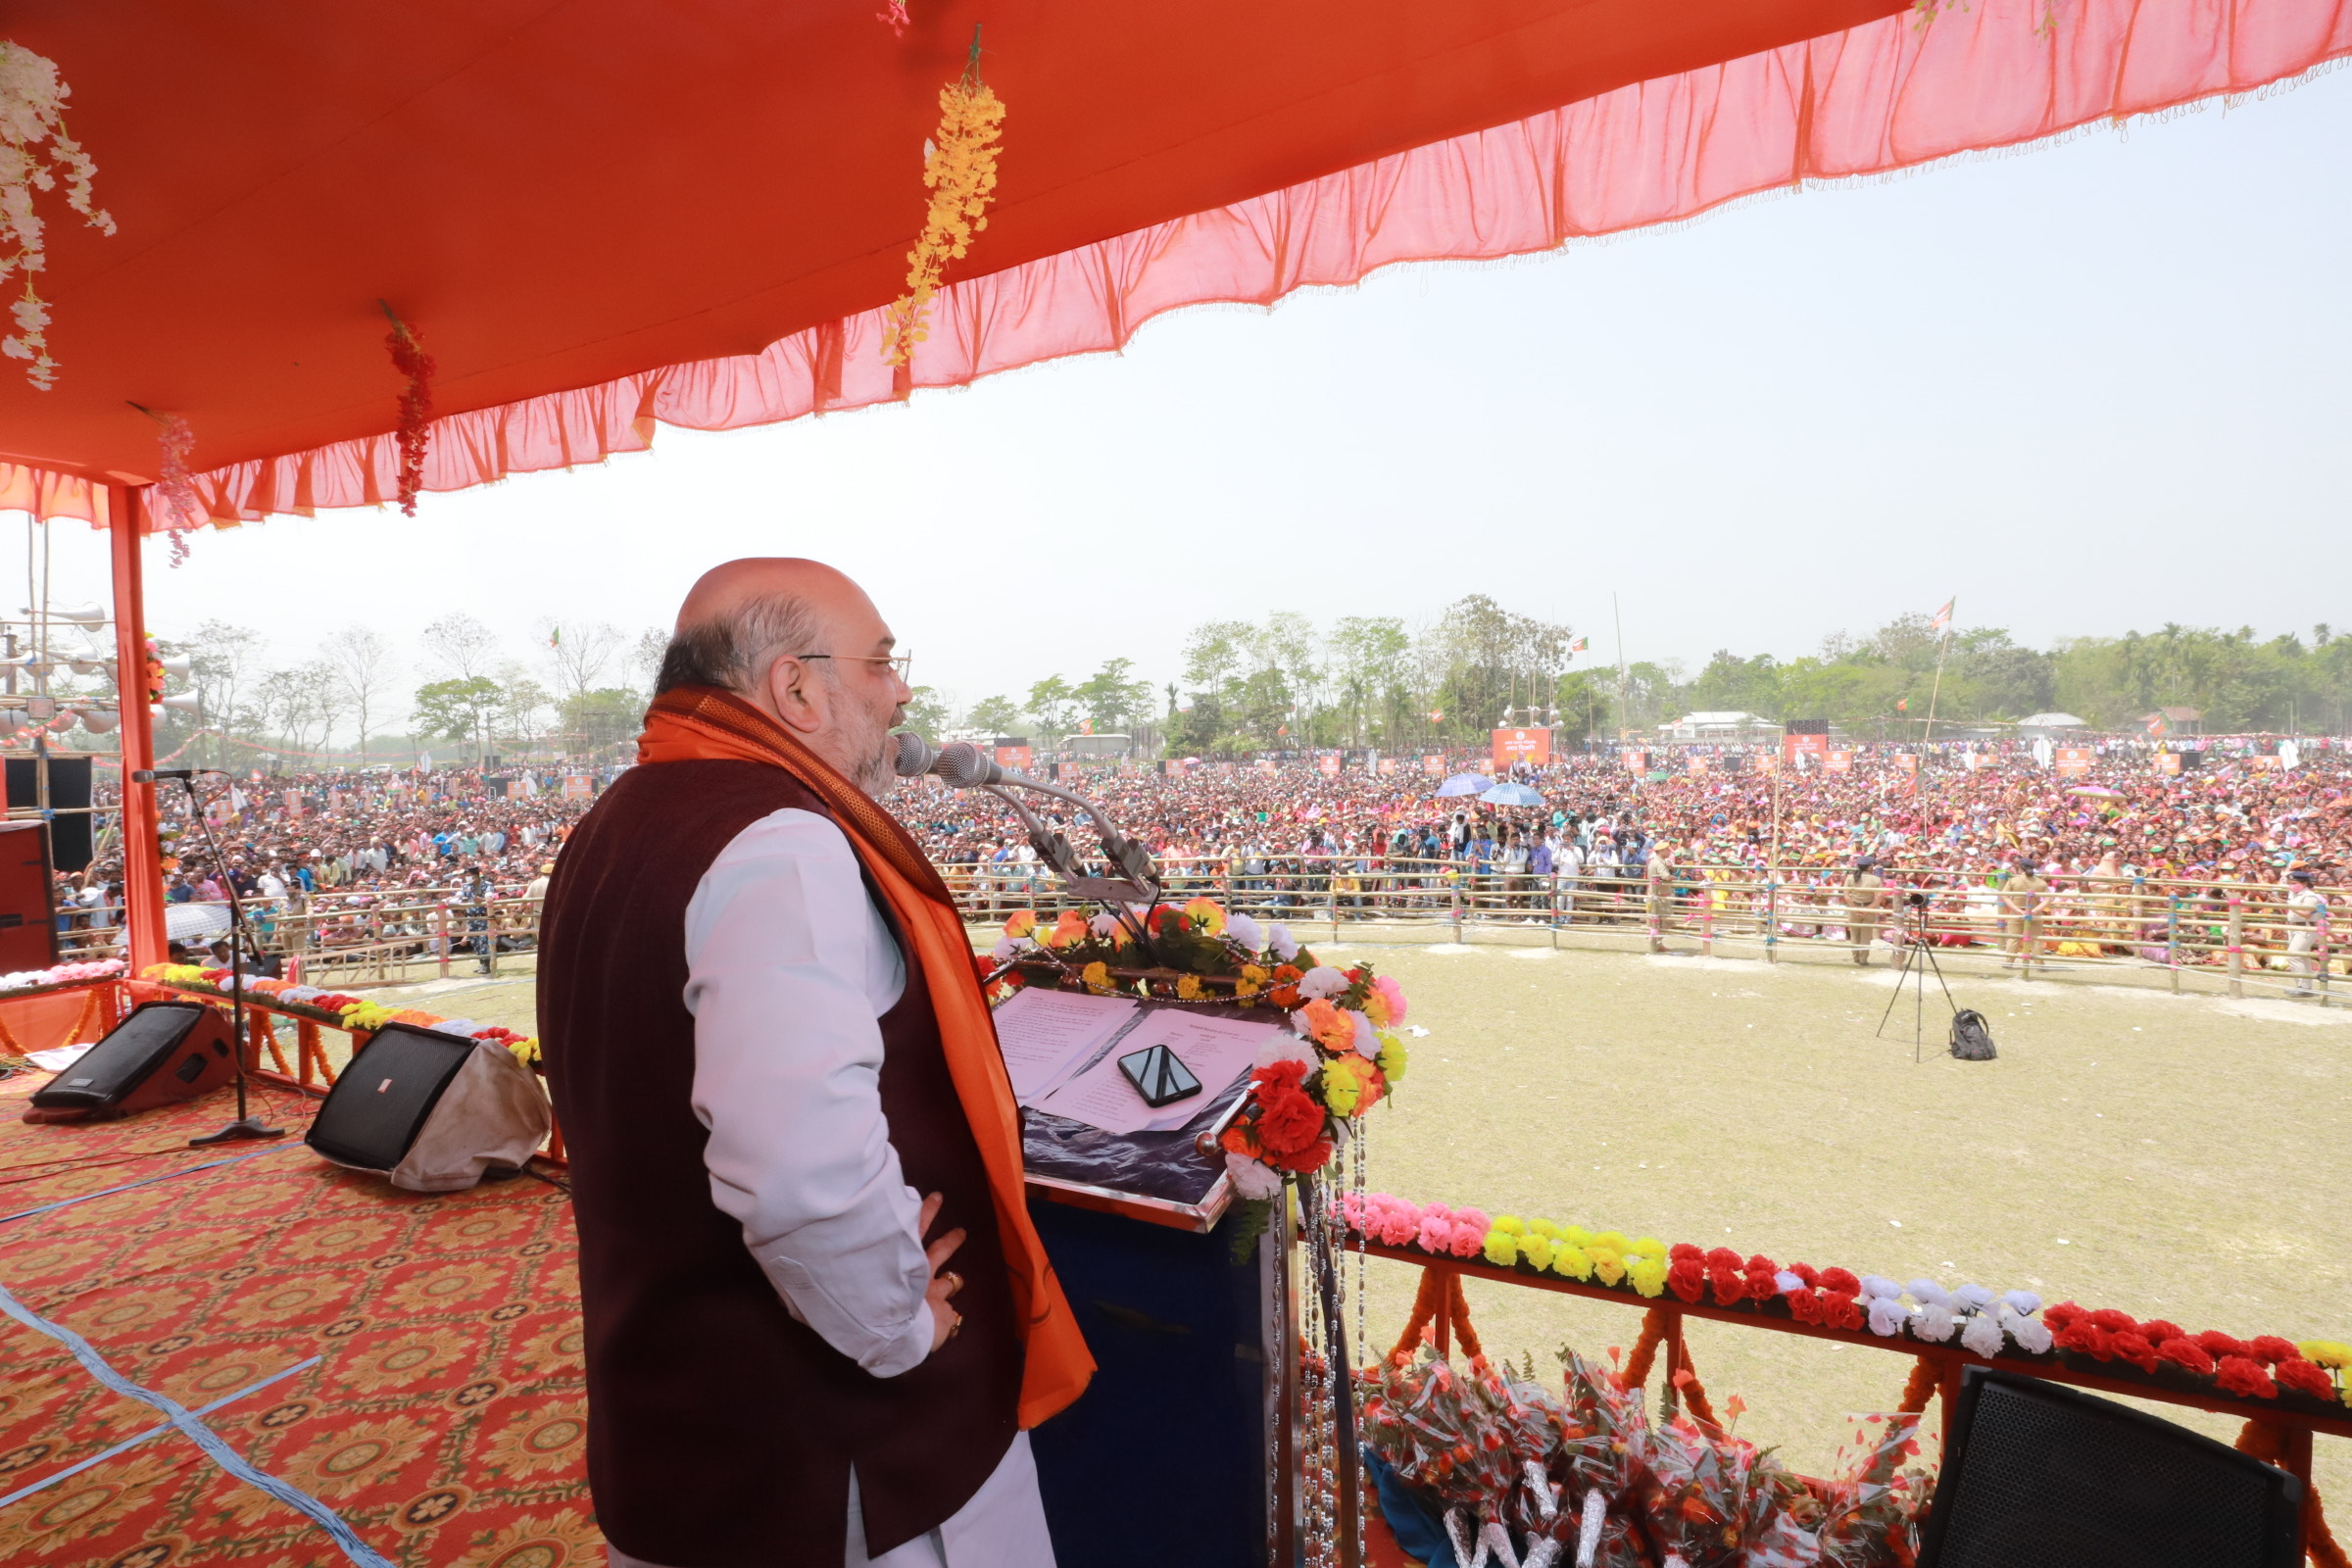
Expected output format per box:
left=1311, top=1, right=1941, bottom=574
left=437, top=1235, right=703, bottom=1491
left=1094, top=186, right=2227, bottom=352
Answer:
left=105, top=485, right=166, bottom=971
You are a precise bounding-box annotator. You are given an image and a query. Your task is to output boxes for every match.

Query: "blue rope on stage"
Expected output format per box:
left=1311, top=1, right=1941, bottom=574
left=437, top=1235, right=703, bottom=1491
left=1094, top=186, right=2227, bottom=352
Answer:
left=0, top=1141, right=391, bottom=1564
left=0, top=1354, right=320, bottom=1509
left=0, top=1144, right=292, bottom=1227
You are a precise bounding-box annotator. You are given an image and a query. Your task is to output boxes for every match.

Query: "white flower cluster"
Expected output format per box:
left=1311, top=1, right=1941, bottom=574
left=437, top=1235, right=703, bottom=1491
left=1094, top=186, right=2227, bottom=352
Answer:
left=1, top=41, right=116, bottom=389
left=1853, top=1275, right=2052, bottom=1356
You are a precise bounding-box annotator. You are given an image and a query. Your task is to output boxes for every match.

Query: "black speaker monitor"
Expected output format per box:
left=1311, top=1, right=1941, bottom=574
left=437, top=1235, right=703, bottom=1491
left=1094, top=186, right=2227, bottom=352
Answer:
left=306, top=1022, right=477, bottom=1170
left=5, top=756, right=91, bottom=872
left=27, top=1000, right=235, bottom=1121
left=1919, top=1368, right=2303, bottom=1568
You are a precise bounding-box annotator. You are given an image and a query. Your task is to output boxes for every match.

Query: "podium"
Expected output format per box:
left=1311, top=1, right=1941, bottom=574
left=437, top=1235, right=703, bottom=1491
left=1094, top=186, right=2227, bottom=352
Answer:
left=1017, top=1000, right=1290, bottom=1568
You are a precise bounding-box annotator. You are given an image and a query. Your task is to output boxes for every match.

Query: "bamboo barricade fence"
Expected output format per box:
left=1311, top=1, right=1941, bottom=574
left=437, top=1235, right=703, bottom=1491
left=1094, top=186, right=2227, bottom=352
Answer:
left=40, top=859, right=2344, bottom=1004
left=944, top=857, right=2345, bottom=1004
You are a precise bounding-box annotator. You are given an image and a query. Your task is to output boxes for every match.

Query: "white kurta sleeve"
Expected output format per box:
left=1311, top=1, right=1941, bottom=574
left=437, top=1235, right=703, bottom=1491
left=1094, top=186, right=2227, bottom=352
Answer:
left=683, top=807, right=934, bottom=1378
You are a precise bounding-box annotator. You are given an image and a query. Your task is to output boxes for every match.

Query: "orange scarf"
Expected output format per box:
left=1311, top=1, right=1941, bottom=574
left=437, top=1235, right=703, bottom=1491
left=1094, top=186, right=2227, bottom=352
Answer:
left=636, top=686, right=1094, bottom=1428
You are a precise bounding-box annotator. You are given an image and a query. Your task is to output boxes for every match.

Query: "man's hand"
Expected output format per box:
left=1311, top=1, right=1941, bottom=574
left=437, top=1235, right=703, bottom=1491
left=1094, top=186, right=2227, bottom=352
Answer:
left=918, top=1192, right=968, bottom=1353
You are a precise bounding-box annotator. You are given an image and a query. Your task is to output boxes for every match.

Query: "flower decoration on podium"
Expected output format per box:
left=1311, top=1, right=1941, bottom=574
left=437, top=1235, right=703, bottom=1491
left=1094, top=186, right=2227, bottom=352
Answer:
left=986, top=896, right=1408, bottom=1202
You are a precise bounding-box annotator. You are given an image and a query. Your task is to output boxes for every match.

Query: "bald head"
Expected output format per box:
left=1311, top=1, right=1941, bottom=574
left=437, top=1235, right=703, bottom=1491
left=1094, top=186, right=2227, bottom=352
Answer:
left=656, top=558, right=910, bottom=794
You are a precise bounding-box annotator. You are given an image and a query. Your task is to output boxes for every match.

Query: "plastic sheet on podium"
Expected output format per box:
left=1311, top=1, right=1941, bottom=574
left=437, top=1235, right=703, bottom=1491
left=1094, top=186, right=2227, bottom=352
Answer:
left=1019, top=999, right=1277, bottom=1568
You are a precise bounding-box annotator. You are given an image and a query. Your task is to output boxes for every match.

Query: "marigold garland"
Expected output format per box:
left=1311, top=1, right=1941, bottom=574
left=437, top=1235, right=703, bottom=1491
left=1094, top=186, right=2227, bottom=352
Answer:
left=379, top=302, right=436, bottom=515
left=881, top=32, right=1004, bottom=368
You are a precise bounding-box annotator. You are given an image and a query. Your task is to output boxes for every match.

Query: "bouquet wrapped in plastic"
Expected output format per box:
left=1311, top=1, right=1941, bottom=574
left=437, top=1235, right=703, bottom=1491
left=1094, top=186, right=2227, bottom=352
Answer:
left=1553, top=1349, right=1656, bottom=1567
left=1637, top=1414, right=1754, bottom=1568
left=1813, top=1413, right=1930, bottom=1568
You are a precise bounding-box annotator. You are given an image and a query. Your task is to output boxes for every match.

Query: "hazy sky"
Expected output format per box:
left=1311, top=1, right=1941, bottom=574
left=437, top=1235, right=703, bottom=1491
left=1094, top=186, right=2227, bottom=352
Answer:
left=19, top=70, right=2350, bottom=714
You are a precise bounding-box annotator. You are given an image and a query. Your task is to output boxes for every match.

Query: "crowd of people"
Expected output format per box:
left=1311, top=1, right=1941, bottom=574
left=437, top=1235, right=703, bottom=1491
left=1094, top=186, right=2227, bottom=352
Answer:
left=41, top=743, right=2349, bottom=985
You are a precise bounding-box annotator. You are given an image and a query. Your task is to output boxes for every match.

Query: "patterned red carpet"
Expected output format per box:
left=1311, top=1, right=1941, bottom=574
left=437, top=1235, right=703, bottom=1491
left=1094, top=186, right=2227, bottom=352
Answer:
left=0, top=1073, right=601, bottom=1567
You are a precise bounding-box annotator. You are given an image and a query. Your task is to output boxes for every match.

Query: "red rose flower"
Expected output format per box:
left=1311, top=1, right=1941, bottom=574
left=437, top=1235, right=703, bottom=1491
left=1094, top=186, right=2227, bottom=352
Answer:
left=1819, top=1267, right=1861, bottom=1296
left=1822, top=1291, right=1864, bottom=1332
left=2156, top=1338, right=2216, bottom=1376
left=2197, top=1331, right=2253, bottom=1360
left=2276, top=1358, right=2334, bottom=1400
left=2215, top=1356, right=2278, bottom=1399
left=1745, top=1265, right=1782, bottom=1302
left=1708, top=1268, right=1747, bottom=1306
left=1704, top=1247, right=1741, bottom=1270
left=1745, top=1252, right=1777, bottom=1277
left=2087, top=1308, right=2137, bottom=1335
left=2249, top=1336, right=2299, bottom=1366
left=1669, top=1242, right=1704, bottom=1263
left=2043, top=1301, right=2085, bottom=1333
left=2110, top=1332, right=2160, bottom=1373
left=2053, top=1320, right=2102, bottom=1356
left=1250, top=1063, right=1326, bottom=1157
left=1788, top=1262, right=1820, bottom=1287
left=1667, top=1257, right=1705, bottom=1304
left=1271, top=1137, right=1334, bottom=1175
left=1788, top=1289, right=1825, bottom=1326
left=2139, top=1319, right=2184, bottom=1347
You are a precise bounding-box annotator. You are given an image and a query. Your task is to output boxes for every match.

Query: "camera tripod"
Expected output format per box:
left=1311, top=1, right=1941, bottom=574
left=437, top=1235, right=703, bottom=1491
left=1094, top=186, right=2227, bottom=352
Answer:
left=1875, top=891, right=1960, bottom=1062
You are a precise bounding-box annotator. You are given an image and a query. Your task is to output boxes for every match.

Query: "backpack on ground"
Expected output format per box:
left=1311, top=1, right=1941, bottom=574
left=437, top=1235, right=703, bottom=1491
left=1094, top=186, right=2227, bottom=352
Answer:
left=1948, top=1008, right=1997, bottom=1060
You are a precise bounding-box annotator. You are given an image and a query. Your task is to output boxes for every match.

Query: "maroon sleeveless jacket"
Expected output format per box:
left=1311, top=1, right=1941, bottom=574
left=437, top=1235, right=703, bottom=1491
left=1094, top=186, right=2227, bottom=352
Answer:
left=540, top=760, right=1020, bottom=1566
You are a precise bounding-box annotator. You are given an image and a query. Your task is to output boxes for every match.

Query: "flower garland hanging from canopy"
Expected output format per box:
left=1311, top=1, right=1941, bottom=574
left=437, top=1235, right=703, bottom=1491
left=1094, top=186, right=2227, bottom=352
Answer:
left=0, top=39, right=115, bottom=390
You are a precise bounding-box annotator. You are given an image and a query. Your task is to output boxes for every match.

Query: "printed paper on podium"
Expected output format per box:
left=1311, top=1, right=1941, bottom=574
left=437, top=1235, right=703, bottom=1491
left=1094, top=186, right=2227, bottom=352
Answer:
left=1036, top=1008, right=1286, bottom=1136
left=990, top=987, right=1139, bottom=1104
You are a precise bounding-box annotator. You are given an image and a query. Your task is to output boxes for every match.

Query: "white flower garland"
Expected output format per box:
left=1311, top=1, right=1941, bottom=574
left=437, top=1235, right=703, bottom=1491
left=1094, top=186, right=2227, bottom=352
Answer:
left=1, top=40, right=115, bottom=389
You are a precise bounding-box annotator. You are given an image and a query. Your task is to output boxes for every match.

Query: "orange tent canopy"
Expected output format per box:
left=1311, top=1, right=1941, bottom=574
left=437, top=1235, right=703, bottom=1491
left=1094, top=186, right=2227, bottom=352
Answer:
left=6, top=0, right=1903, bottom=488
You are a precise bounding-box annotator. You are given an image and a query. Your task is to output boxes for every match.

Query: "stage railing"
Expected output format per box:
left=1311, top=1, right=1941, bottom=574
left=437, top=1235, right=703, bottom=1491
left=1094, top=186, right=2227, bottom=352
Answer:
left=947, top=857, right=2341, bottom=1003
left=54, top=891, right=551, bottom=987
left=1353, top=1240, right=2346, bottom=1555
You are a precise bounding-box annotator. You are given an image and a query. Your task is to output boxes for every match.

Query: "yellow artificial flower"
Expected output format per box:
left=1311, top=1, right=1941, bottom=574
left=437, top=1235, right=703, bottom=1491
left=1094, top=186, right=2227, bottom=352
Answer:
left=1520, top=1235, right=1555, bottom=1271
left=1322, top=1054, right=1380, bottom=1117
left=1591, top=1250, right=1627, bottom=1288
left=1375, top=1032, right=1407, bottom=1082
left=1553, top=1246, right=1594, bottom=1282
left=2297, top=1340, right=2352, bottom=1369
left=1081, top=961, right=1114, bottom=996
left=1527, top=1218, right=1562, bottom=1240
left=1560, top=1225, right=1592, bottom=1248
left=1628, top=1258, right=1668, bottom=1298
left=508, top=1038, right=542, bottom=1067
left=1482, top=1229, right=1520, bottom=1268
left=1591, top=1231, right=1631, bottom=1254
left=1632, top=1237, right=1666, bottom=1258
left=1004, top=909, right=1037, bottom=940
left=1175, top=973, right=1204, bottom=1001
left=884, top=69, right=1007, bottom=365
left=1360, top=988, right=1392, bottom=1028
left=1182, top=896, right=1227, bottom=936
left=1492, top=1215, right=1525, bottom=1235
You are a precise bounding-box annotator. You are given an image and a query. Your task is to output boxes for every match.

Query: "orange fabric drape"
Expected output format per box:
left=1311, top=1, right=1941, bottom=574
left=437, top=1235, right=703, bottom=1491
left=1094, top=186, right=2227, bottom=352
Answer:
left=635, top=684, right=1094, bottom=1428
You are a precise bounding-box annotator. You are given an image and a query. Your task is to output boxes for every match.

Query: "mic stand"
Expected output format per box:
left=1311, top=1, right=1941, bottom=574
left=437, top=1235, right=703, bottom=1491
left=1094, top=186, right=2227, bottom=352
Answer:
left=978, top=780, right=1166, bottom=966
left=173, top=776, right=286, bottom=1146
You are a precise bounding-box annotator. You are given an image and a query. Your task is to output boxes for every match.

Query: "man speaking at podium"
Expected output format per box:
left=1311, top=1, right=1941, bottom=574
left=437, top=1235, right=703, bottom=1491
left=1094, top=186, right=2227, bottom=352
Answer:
left=540, top=559, right=1093, bottom=1567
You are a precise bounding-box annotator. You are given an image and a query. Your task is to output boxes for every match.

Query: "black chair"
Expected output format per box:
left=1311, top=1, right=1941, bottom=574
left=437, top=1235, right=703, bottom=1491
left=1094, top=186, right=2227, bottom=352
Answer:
left=1919, top=1368, right=2303, bottom=1568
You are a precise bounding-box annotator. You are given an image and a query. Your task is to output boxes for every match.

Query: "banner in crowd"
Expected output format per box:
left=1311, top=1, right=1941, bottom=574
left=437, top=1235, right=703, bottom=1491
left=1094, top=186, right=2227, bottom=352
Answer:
left=2056, top=747, right=2094, bottom=777
left=1783, top=731, right=1829, bottom=767
left=1686, top=756, right=1708, bottom=776
left=1491, top=727, right=1553, bottom=769
left=994, top=744, right=1033, bottom=771
left=1894, top=754, right=1918, bottom=772
left=1423, top=756, right=1444, bottom=776
left=1826, top=751, right=1852, bottom=773
left=1318, top=755, right=1341, bottom=778
left=561, top=775, right=593, bottom=801
left=1623, top=750, right=1649, bottom=774
left=2156, top=753, right=2181, bottom=775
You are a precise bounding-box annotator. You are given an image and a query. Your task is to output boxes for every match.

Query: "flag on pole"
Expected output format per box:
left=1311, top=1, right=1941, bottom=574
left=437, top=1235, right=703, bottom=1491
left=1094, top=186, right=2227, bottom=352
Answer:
left=2146, top=714, right=2168, bottom=738
left=1567, top=635, right=1589, bottom=656
left=1931, top=599, right=1954, bottom=633
left=548, top=626, right=563, bottom=648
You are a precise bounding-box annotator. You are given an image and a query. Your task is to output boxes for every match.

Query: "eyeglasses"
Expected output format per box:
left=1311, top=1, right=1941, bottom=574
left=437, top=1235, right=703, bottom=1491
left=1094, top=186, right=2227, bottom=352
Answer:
left=795, top=652, right=913, bottom=682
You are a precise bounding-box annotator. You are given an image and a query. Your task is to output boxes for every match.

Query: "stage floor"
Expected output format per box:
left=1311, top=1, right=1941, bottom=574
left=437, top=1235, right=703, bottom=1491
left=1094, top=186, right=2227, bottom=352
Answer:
left=0, top=1074, right=599, bottom=1567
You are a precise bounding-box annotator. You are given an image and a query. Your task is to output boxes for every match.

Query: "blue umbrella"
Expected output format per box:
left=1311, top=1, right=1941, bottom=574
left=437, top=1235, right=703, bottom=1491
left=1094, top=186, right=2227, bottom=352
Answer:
left=1435, top=772, right=1492, bottom=798
left=1479, top=781, right=1545, bottom=807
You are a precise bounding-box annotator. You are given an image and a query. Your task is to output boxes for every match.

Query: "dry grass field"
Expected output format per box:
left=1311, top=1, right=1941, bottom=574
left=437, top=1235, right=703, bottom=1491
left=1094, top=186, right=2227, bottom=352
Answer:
left=400, top=938, right=2352, bottom=1502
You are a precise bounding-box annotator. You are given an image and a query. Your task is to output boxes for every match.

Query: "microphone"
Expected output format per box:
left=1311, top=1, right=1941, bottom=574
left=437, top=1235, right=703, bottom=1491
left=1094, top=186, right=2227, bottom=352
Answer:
left=133, top=768, right=195, bottom=782
left=892, top=733, right=1006, bottom=788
